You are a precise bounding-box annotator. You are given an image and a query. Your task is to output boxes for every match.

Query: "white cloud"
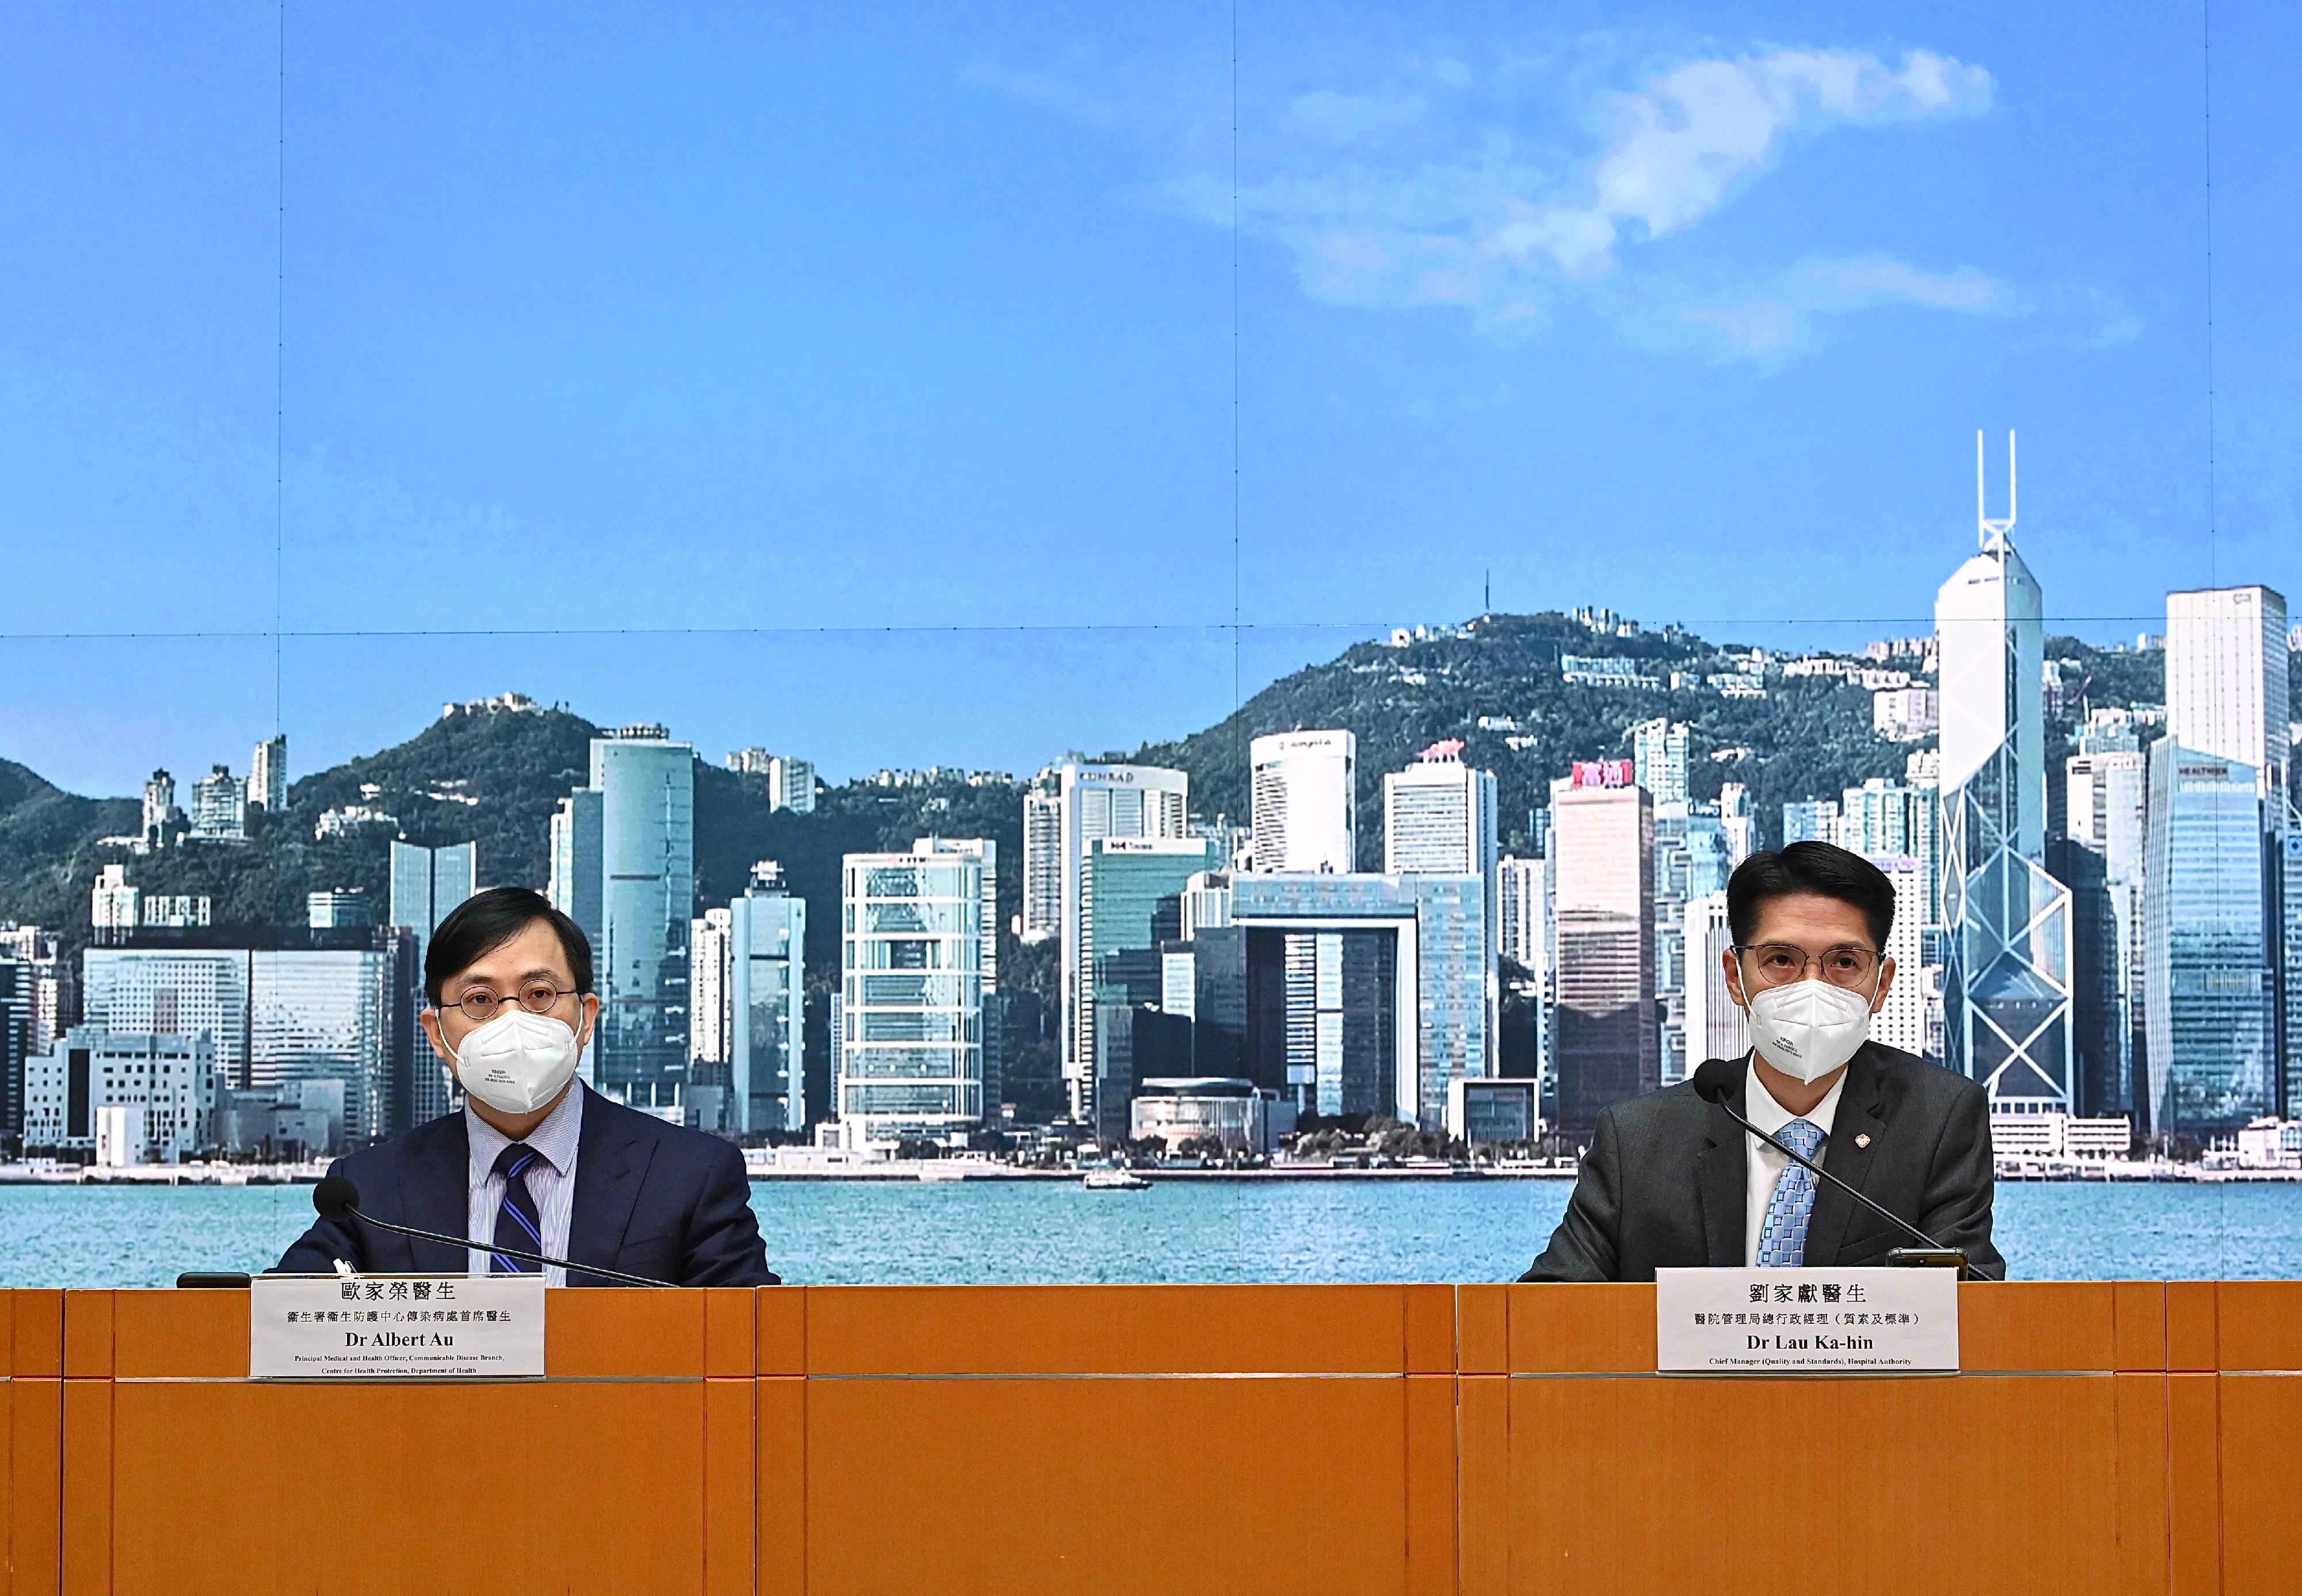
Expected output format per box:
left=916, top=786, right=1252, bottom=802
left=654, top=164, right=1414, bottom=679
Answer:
left=972, top=37, right=2128, bottom=362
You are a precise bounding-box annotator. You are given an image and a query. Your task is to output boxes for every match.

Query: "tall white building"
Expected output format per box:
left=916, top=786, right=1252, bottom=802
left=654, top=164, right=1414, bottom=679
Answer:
left=2166, top=586, right=2290, bottom=801
left=1868, top=855, right=1929, bottom=1056
left=81, top=948, right=251, bottom=1088
left=1679, top=891, right=1749, bottom=1066
left=1384, top=743, right=1499, bottom=881
left=914, top=837, right=998, bottom=994
left=189, top=766, right=247, bottom=842
left=141, top=770, right=177, bottom=851
left=1629, top=719, right=1689, bottom=805
left=1050, top=762, right=1190, bottom=1118
left=1838, top=778, right=1938, bottom=921
left=91, top=865, right=140, bottom=937
left=1022, top=785, right=1062, bottom=942
left=1935, top=432, right=2073, bottom=1110
left=250, top=735, right=288, bottom=812
left=1498, top=857, right=1548, bottom=977
left=839, top=841, right=987, bottom=1148
left=1249, top=731, right=1355, bottom=873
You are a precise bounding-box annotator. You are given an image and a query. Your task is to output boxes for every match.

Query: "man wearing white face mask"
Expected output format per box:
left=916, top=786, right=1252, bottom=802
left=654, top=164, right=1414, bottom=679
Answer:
left=278, top=888, right=775, bottom=1286
left=1522, top=842, right=2002, bottom=1282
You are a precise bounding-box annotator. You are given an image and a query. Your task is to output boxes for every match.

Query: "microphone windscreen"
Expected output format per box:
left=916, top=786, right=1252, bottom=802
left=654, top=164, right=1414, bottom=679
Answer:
left=313, top=1175, right=361, bottom=1223
left=1690, top=1059, right=1739, bottom=1105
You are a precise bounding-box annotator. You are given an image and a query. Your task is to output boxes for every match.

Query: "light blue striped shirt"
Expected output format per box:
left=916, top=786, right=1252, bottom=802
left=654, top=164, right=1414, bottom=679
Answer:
left=464, top=1084, right=584, bottom=1286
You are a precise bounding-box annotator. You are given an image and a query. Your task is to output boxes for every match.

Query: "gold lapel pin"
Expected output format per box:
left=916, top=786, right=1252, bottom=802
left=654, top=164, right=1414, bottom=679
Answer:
left=1855, top=1133, right=1872, bottom=1149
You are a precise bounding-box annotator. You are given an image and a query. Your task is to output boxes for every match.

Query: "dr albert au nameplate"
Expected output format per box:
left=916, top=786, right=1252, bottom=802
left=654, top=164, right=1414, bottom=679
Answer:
left=250, top=1276, right=545, bottom=1380
left=1655, top=1267, right=1958, bottom=1373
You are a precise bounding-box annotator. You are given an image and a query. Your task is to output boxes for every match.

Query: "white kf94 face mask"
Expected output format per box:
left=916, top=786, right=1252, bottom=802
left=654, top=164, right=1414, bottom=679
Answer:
left=1743, top=978, right=1875, bottom=1085
left=449, top=1006, right=582, bottom=1116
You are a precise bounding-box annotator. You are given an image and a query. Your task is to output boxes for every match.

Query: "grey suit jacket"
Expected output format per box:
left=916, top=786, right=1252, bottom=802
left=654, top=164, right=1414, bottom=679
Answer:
left=1521, top=1042, right=2004, bottom=1282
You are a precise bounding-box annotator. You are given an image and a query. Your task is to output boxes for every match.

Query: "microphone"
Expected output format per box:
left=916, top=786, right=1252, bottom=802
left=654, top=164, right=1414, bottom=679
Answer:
left=312, top=1174, right=670, bottom=1288
left=1690, top=1059, right=2000, bottom=1282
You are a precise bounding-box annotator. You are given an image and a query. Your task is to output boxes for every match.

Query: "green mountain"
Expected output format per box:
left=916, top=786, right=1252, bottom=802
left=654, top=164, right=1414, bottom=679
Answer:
left=0, top=612, right=2179, bottom=956
left=1134, top=615, right=2171, bottom=861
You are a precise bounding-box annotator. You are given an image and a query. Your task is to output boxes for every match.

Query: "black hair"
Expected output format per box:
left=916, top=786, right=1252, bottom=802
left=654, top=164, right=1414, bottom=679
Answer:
left=424, top=887, right=594, bottom=1006
left=1725, top=841, right=1895, bottom=951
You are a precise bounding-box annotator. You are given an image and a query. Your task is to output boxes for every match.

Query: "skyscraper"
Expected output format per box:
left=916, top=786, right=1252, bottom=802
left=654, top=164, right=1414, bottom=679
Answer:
left=1935, top=433, right=2074, bottom=1110
left=1549, top=763, right=1656, bottom=1137
left=249, top=949, right=397, bottom=1147
left=1022, top=784, right=1062, bottom=943
left=250, top=734, right=288, bottom=812
left=730, top=864, right=806, bottom=1135
left=838, top=842, right=986, bottom=1148
left=2065, top=747, right=2147, bottom=1111
left=1679, top=890, right=1749, bottom=1067
left=694, top=863, right=809, bottom=1136
left=555, top=727, right=695, bottom=1117
left=547, top=788, right=605, bottom=944
left=1249, top=731, right=1355, bottom=873
left=2144, top=743, right=2271, bottom=1133
left=1383, top=743, right=1499, bottom=879
left=388, top=839, right=477, bottom=973
left=2166, top=586, right=2290, bottom=801
left=1051, top=762, right=1190, bottom=1119
left=1084, top=835, right=1221, bottom=1134
left=1629, top=718, right=1690, bottom=805
left=1867, top=855, right=1929, bottom=1056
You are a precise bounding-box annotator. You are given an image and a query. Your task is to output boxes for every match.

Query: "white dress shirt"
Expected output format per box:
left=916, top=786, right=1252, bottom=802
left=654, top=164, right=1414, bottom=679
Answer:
left=464, top=1083, right=584, bottom=1286
left=1743, top=1056, right=1846, bottom=1268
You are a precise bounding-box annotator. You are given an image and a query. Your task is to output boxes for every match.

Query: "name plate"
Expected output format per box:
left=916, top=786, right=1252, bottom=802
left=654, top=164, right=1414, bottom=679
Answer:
left=1655, top=1267, right=1958, bottom=1373
left=250, top=1276, right=545, bottom=1380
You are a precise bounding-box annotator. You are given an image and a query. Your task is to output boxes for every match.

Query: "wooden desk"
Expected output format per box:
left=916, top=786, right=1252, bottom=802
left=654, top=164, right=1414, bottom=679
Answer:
left=3, top=1282, right=2295, bottom=1595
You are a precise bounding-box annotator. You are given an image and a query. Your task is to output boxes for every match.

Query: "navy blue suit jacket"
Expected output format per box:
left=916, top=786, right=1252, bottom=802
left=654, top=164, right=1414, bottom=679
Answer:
left=275, top=1085, right=778, bottom=1286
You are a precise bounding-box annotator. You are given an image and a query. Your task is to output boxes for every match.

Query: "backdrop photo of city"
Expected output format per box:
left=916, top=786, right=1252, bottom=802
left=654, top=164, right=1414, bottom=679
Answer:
left=5, top=450, right=2297, bottom=1213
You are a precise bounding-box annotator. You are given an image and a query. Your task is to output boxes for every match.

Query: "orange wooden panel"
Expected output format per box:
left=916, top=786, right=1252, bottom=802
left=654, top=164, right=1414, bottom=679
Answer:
left=1457, top=1286, right=1507, bottom=1376
left=1403, top=1285, right=1454, bottom=1374
left=6, top=1375, right=64, bottom=1596
left=704, top=1288, right=757, bottom=1379
left=100, top=1381, right=711, bottom=1595
left=2112, top=1282, right=2167, bottom=1372
left=1456, top=1376, right=1508, bottom=1596
left=756, top=1379, right=806, bottom=1596
left=2164, top=1373, right=2220, bottom=1595
left=806, top=1285, right=1417, bottom=1375
left=60, top=1295, right=111, bottom=1382
left=2166, top=1282, right=2218, bottom=1372
left=2209, top=1281, right=2302, bottom=1372
left=111, top=1293, right=243, bottom=1380
left=1960, top=1282, right=2118, bottom=1370
left=757, top=1287, right=805, bottom=1376
left=1506, top=1374, right=2128, bottom=1596
left=806, top=1376, right=1416, bottom=1596
left=1402, top=1376, right=1455, bottom=1596
left=546, top=1286, right=706, bottom=1376
left=703, top=1377, right=754, bottom=1596
left=2112, top=1374, right=2168, bottom=1596
left=58, top=1380, right=108, bottom=1596
left=1503, top=1284, right=1651, bottom=1372
left=12, top=1294, right=63, bottom=1379
left=2217, top=1373, right=2300, bottom=1596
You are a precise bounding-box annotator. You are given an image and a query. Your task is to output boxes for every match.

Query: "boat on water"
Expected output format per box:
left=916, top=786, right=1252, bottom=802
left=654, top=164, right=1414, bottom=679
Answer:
left=1081, top=1169, right=1151, bottom=1191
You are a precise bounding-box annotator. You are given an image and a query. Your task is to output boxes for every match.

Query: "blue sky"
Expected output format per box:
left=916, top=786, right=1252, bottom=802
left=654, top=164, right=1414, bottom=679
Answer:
left=2, top=1, right=2296, bottom=796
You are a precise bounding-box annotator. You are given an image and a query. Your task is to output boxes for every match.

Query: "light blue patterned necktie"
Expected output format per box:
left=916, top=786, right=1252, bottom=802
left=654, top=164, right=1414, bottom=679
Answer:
left=1756, top=1118, right=1826, bottom=1267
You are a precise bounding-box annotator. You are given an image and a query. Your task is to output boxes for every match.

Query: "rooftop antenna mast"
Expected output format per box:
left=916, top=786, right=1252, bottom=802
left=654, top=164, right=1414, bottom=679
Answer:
left=1977, top=429, right=2016, bottom=553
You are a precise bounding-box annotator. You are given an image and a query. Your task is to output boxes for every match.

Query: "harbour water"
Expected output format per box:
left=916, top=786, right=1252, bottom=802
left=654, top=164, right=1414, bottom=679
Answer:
left=5, top=1178, right=2302, bottom=1288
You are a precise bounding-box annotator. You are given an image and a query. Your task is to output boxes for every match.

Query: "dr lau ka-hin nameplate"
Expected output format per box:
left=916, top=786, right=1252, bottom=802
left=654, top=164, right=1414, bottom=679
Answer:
left=1655, top=1267, right=1959, bottom=1372
left=250, top=1276, right=546, bottom=1380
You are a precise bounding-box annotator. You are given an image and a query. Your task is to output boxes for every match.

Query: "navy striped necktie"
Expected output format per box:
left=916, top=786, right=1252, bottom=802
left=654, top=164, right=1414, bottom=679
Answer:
left=490, top=1143, right=546, bottom=1274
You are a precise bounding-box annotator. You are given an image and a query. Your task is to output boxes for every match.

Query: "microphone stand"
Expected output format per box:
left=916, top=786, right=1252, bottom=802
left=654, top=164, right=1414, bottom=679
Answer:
left=331, top=1202, right=671, bottom=1288
left=1703, top=1083, right=2001, bottom=1283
